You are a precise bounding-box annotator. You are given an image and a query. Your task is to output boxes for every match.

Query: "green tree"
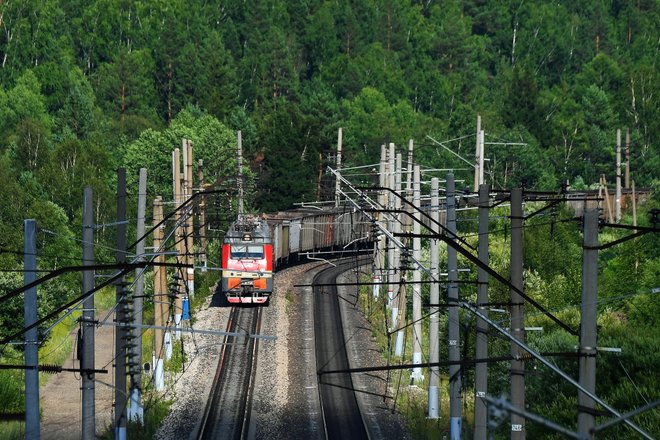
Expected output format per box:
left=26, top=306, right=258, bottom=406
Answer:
left=120, top=107, right=238, bottom=201
left=342, top=87, right=419, bottom=166
left=197, top=32, right=238, bottom=120
left=580, top=84, right=617, bottom=182
left=94, top=48, right=159, bottom=125
left=57, top=67, right=98, bottom=139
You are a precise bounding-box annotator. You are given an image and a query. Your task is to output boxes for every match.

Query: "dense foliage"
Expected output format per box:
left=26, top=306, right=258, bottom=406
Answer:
left=0, top=1, right=658, bottom=437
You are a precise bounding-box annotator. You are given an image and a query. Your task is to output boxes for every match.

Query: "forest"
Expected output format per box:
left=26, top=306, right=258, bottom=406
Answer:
left=0, top=0, right=658, bottom=438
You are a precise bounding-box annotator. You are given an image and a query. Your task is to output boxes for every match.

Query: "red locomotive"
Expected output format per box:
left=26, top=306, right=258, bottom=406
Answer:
left=221, top=217, right=273, bottom=304
left=221, top=208, right=373, bottom=305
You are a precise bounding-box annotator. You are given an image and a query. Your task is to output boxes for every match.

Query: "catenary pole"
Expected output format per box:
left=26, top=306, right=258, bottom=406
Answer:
left=24, top=219, right=39, bottom=440
left=392, top=153, right=402, bottom=336
left=172, top=149, right=183, bottom=338
left=474, top=183, right=490, bottom=440
left=386, top=143, right=396, bottom=304
left=474, top=115, right=481, bottom=192
left=185, top=140, right=194, bottom=298
left=375, top=144, right=387, bottom=300
left=411, top=165, right=423, bottom=382
left=578, top=209, right=599, bottom=438
left=396, top=138, right=414, bottom=354
left=153, top=197, right=165, bottom=391
left=447, top=172, right=462, bottom=439
left=81, top=187, right=95, bottom=440
left=478, top=129, right=485, bottom=187
left=198, top=160, right=207, bottom=272
left=510, top=187, right=526, bottom=439
left=114, top=168, right=128, bottom=440
left=395, top=150, right=412, bottom=356
left=128, top=168, right=147, bottom=423
left=237, top=131, right=244, bottom=218
left=335, top=127, right=342, bottom=207
left=428, top=177, right=440, bottom=418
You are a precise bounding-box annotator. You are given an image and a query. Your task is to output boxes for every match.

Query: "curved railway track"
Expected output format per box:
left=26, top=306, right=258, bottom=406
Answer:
left=198, top=306, right=262, bottom=440
left=314, top=259, right=370, bottom=440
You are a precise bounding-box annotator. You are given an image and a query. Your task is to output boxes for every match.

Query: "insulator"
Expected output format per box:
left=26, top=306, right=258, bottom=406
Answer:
left=39, top=364, right=62, bottom=374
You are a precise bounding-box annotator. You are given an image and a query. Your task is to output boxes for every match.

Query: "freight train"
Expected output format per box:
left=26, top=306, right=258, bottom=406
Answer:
left=221, top=208, right=373, bottom=304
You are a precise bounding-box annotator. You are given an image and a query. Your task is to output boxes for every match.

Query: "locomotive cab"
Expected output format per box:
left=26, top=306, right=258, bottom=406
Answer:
left=221, top=218, right=273, bottom=304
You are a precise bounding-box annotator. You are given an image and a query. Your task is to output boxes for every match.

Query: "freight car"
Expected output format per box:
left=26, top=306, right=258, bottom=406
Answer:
left=221, top=207, right=372, bottom=304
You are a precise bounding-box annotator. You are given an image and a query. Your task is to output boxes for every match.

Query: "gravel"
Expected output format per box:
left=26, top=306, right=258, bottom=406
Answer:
left=156, top=262, right=410, bottom=440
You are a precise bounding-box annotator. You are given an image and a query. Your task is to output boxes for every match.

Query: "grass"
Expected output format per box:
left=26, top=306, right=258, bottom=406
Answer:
left=356, top=276, right=456, bottom=439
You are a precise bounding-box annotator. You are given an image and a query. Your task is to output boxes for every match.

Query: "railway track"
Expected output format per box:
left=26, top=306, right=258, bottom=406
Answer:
left=314, top=259, right=370, bottom=440
left=198, top=306, right=262, bottom=440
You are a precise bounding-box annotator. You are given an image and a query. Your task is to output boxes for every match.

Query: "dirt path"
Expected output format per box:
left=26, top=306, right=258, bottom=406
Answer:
left=40, top=318, right=115, bottom=439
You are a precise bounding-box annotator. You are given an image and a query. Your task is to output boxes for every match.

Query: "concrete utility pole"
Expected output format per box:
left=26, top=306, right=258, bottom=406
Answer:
left=474, top=183, right=490, bottom=440
left=479, top=130, right=485, bottom=187
left=392, top=153, right=403, bottom=335
left=153, top=197, right=166, bottom=391
left=172, top=149, right=183, bottom=337
left=335, top=127, right=343, bottom=207
left=578, top=209, right=599, bottom=438
left=386, top=143, right=395, bottom=305
left=81, top=187, right=95, bottom=440
left=379, top=144, right=388, bottom=303
left=615, top=129, right=622, bottom=223
left=395, top=150, right=412, bottom=356
left=406, top=140, right=414, bottom=198
left=428, top=177, right=440, bottom=419
left=237, top=131, right=244, bottom=218
left=378, top=145, right=388, bottom=306
left=114, top=168, right=128, bottom=440
left=185, top=140, right=194, bottom=298
left=474, top=115, right=481, bottom=192
left=198, top=159, right=207, bottom=272
left=129, top=168, right=147, bottom=423
left=447, top=172, right=462, bottom=440
left=411, top=165, right=423, bottom=382
left=510, top=187, right=526, bottom=439
left=24, top=219, right=39, bottom=440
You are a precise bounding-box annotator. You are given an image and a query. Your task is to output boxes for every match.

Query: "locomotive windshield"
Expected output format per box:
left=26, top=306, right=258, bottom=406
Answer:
left=230, top=245, right=264, bottom=259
